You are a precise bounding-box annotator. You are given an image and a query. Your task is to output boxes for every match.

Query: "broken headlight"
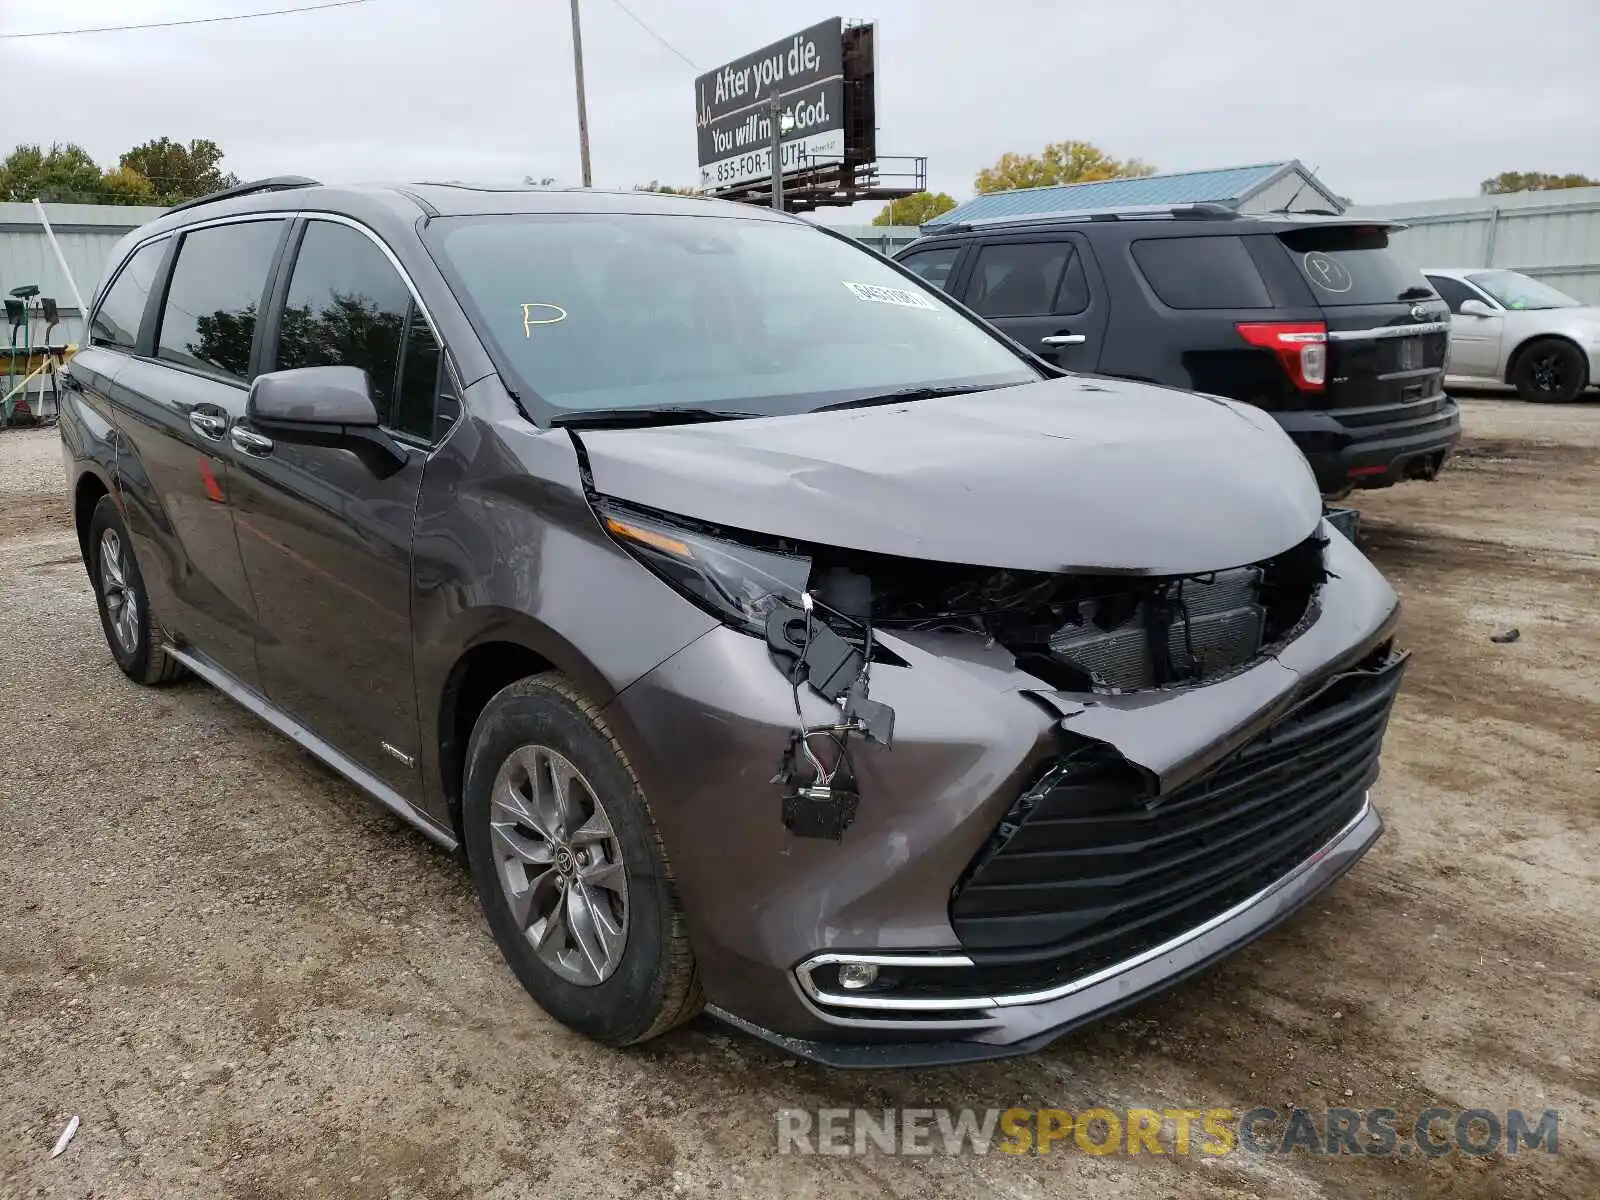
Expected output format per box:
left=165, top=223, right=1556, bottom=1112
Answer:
left=595, top=500, right=811, bottom=635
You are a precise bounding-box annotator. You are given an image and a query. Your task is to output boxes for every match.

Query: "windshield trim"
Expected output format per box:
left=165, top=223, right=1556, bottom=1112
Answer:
left=420, top=212, right=1044, bottom=428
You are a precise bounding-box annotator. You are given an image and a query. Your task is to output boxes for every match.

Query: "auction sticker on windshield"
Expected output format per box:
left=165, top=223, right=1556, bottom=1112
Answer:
left=843, top=281, right=939, bottom=310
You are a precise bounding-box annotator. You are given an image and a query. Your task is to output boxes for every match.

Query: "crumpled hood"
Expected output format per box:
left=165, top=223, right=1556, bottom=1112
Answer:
left=578, top=375, right=1324, bottom=574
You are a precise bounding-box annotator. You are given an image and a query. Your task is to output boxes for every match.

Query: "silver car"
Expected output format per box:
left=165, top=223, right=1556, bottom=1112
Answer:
left=1422, top=268, right=1600, bottom=402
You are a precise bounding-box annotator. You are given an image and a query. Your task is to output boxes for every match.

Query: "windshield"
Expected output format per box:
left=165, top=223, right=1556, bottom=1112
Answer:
left=425, top=213, right=1040, bottom=420
left=1465, top=270, right=1582, bottom=311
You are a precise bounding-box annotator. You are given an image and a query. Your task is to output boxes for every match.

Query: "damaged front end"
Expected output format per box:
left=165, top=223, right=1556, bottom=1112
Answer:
left=593, top=489, right=1402, bottom=1065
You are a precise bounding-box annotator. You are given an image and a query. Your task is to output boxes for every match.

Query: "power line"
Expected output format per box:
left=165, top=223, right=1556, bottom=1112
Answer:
left=603, top=0, right=698, bottom=71
left=0, top=0, right=376, bottom=40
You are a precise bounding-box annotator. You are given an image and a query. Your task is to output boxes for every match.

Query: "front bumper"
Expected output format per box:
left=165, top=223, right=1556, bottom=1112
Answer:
left=722, top=797, right=1382, bottom=1068
left=1275, top=394, right=1461, bottom=494
left=602, top=524, right=1400, bottom=1063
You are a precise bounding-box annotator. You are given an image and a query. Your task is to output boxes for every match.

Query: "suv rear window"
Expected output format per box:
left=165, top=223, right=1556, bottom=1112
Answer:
left=1278, top=225, right=1429, bottom=307
left=1130, top=236, right=1271, bottom=310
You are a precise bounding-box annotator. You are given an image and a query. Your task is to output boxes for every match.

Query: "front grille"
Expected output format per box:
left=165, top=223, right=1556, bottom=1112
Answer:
left=949, top=650, right=1405, bottom=983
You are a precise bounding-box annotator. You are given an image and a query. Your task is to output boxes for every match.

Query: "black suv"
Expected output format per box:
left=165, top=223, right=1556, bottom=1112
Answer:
left=896, top=206, right=1460, bottom=496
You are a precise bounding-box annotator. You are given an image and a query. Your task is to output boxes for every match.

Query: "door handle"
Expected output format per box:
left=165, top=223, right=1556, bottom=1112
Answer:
left=189, top=409, right=228, bottom=440
left=1041, top=334, right=1087, bottom=347
left=229, top=426, right=274, bottom=456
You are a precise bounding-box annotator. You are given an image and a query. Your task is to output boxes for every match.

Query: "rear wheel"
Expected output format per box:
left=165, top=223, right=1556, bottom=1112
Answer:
left=87, top=496, right=185, bottom=685
left=462, top=673, right=701, bottom=1045
left=1511, top=338, right=1587, bottom=403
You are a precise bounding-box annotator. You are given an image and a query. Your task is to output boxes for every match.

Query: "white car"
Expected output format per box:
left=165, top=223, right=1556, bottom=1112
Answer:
left=1421, top=268, right=1600, bottom=402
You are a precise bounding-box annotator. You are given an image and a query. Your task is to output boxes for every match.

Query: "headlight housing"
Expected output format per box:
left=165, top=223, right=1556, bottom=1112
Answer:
left=594, top=499, right=811, bottom=635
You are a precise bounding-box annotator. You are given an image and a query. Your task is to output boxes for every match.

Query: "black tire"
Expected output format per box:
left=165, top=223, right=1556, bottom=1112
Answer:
left=1511, top=338, right=1588, bottom=403
left=462, top=673, right=701, bottom=1045
left=86, top=495, right=186, bottom=685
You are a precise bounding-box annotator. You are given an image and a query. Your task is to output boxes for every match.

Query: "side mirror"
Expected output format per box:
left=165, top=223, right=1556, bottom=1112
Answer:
left=1459, top=298, right=1497, bottom=318
left=247, top=365, right=379, bottom=426
left=245, top=366, right=407, bottom=474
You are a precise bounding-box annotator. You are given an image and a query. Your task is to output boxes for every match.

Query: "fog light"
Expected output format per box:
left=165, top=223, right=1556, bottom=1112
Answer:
left=837, top=963, right=879, bottom=990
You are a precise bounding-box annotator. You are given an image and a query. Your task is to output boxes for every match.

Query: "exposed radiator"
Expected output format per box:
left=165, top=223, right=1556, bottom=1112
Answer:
left=1048, top=567, right=1265, bottom=690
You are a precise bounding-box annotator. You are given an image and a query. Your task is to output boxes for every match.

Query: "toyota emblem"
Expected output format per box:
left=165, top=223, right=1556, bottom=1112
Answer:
left=1410, top=304, right=1429, bottom=321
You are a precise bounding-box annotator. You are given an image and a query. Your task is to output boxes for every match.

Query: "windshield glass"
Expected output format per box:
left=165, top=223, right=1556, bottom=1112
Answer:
left=1465, top=270, right=1582, bottom=311
left=426, top=213, right=1040, bottom=419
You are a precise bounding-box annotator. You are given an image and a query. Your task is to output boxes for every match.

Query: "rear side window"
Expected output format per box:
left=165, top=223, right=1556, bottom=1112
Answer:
left=967, top=241, right=1086, bottom=317
left=274, top=220, right=443, bottom=441
left=157, top=220, right=285, bottom=382
left=90, top=240, right=166, bottom=350
left=1278, top=225, right=1429, bottom=307
left=898, top=246, right=961, bottom=292
left=1131, top=236, right=1272, bottom=310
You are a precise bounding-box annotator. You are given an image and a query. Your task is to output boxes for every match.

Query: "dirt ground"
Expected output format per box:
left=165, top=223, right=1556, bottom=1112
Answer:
left=1, top=399, right=1596, bottom=1199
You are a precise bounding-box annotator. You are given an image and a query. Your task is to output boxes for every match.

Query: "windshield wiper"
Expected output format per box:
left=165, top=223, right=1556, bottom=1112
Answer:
left=813, top=384, right=998, bottom=413
left=549, top=405, right=762, bottom=430
left=1398, top=286, right=1436, bottom=301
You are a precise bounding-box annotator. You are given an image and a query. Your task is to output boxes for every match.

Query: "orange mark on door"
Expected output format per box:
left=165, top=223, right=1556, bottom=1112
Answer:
left=198, top=457, right=226, bottom=503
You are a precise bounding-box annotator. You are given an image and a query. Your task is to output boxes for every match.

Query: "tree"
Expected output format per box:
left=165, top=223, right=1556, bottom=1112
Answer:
left=872, top=191, right=957, bottom=226
left=1481, top=171, right=1598, bottom=195
left=0, top=143, right=105, bottom=202
left=97, top=165, right=159, bottom=206
left=974, top=141, right=1155, bottom=195
left=634, top=181, right=703, bottom=195
left=119, top=137, right=238, bottom=204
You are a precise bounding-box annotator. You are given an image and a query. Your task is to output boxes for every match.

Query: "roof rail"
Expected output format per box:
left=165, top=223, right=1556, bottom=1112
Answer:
left=940, top=202, right=1244, bottom=232
left=164, top=175, right=321, bottom=216
left=1169, top=202, right=1239, bottom=220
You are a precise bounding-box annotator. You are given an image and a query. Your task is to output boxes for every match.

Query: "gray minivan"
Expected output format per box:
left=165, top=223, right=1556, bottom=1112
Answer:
left=62, top=179, right=1405, bottom=1066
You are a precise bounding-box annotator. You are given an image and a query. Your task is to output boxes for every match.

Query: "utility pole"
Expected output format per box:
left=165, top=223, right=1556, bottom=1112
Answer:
left=569, top=0, right=593, bottom=187
left=768, top=95, right=784, bottom=211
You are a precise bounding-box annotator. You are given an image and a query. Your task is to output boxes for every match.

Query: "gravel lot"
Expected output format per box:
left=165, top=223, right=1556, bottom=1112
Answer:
left=2, top=400, right=1597, bottom=1199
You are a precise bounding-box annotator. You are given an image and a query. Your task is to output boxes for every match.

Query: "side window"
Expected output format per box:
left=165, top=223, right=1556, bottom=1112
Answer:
left=1054, top=247, right=1090, bottom=316
left=156, top=221, right=285, bottom=381
left=1424, top=275, right=1476, bottom=314
left=1131, top=235, right=1272, bottom=310
left=898, top=247, right=961, bottom=292
left=90, top=239, right=167, bottom=351
left=275, top=221, right=442, bottom=439
left=967, top=242, right=1070, bottom=318
left=392, top=311, right=447, bottom=440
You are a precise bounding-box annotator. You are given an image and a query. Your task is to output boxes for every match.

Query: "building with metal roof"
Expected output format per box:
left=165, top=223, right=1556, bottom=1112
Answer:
left=923, top=160, right=1343, bottom=230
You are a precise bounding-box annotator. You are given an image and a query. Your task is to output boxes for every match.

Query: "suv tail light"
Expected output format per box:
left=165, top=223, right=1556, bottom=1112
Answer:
left=1236, top=322, right=1328, bottom=392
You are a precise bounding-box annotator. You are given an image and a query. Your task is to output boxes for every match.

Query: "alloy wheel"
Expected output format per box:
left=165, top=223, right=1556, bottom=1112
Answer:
left=488, top=744, right=629, bottom=985
left=1530, top=353, right=1565, bottom=396
left=98, top=528, right=140, bottom=654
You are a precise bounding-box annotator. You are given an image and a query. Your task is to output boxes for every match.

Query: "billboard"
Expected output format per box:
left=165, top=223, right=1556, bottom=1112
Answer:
left=695, top=19, right=845, bottom=193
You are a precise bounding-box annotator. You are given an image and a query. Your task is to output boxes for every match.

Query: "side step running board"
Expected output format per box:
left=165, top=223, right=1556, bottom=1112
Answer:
left=163, top=646, right=459, bottom=852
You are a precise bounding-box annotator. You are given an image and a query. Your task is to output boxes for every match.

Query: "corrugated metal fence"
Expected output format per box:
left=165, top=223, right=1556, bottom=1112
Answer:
left=0, top=201, right=165, bottom=350
left=1349, top=186, right=1600, bottom=304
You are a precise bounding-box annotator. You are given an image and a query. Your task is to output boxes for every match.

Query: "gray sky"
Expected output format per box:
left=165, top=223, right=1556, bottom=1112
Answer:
left=4, top=0, right=1597, bottom=221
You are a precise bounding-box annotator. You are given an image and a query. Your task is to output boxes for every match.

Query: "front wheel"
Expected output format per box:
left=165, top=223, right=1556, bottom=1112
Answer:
left=1511, top=338, right=1588, bottom=403
left=462, top=673, right=701, bottom=1045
